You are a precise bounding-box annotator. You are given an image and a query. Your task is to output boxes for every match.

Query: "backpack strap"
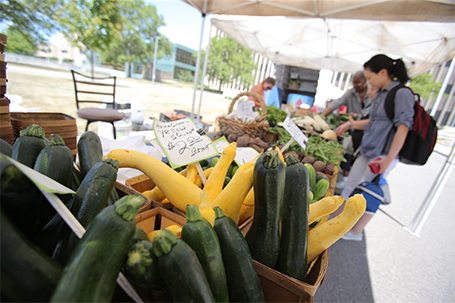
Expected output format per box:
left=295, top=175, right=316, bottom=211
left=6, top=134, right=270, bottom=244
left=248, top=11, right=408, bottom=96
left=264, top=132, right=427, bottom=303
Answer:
left=384, top=84, right=420, bottom=122
left=384, top=83, right=405, bottom=122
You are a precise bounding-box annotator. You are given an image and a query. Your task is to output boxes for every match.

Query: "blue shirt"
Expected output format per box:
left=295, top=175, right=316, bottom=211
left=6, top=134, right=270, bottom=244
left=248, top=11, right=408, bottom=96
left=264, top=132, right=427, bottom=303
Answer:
left=360, top=81, right=415, bottom=158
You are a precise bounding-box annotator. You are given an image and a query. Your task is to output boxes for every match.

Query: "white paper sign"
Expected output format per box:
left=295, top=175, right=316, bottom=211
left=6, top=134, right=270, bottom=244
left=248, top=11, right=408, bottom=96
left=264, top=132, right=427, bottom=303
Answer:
left=237, top=100, right=256, bottom=119
left=153, top=118, right=219, bottom=168
left=0, top=153, right=75, bottom=194
left=213, top=137, right=259, bottom=165
left=283, top=115, right=308, bottom=150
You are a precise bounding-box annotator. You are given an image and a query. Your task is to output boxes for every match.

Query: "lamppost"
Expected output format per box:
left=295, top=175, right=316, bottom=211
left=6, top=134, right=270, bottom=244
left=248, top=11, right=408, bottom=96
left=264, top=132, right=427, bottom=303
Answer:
left=152, top=36, right=160, bottom=85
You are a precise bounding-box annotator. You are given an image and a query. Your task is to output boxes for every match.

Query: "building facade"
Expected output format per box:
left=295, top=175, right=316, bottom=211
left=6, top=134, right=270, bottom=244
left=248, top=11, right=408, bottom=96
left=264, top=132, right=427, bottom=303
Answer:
left=126, top=43, right=196, bottom=81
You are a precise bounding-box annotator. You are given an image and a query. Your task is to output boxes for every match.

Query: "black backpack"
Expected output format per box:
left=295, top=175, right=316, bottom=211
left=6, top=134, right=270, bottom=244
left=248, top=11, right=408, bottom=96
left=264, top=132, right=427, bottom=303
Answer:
left=384, top=84, right=438, bottom=165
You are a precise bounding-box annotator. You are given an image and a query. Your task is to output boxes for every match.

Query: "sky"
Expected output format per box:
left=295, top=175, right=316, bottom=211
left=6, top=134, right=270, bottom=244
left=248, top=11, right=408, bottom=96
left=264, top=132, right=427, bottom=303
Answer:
left=145, top=0, right=336, bottom=107
left=145, top=0, right=212, bottom=51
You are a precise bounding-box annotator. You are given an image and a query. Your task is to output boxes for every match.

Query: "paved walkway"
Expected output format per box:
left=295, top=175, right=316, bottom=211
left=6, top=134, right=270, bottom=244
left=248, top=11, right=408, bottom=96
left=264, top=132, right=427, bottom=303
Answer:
left=314, top=143, right=455, bottom=302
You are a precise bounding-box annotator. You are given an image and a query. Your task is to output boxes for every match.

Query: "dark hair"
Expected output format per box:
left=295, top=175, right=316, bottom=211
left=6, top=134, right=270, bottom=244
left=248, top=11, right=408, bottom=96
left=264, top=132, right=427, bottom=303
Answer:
left=264, top=77, right=276, bottom=86
left=363, top=54, right=410, bottom=84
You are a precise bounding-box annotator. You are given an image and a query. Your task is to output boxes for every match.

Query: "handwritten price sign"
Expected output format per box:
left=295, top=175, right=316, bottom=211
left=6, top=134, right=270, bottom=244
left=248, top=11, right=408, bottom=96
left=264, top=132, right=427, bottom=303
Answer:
left=283, top=115, right=308, bottom=150
left=153, top=118, right=219, bottom=168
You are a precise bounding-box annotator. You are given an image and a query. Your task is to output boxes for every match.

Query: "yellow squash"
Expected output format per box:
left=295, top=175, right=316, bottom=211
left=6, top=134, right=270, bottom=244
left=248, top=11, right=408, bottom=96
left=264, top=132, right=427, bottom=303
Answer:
left=204, top=142, right=237, bottom=202
left=238, top=204, right=254, bottom=225
left=198, top=191, right=215, bottom=226
left=211, top=157, right=257, bottom=224
left=274, top=146, right=285, bottom=163
left=141, top=167, right=189, bottom=203
left=105, top=149, right=202, bottom=211
left=148, top=225, right=182, bottom=241
left=309, top=196, right=344, bottom=224
left=194, top=167, right=214, bottom=188
left=242, top=188, right=255, bottom=206
left=186, top=163, right=198, bottom=184
left=307, top=194, right=366, bottom=265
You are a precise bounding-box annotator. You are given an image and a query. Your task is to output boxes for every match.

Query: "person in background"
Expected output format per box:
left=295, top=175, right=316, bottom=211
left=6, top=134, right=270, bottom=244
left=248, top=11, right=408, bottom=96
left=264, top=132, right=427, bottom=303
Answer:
left=248, top=77, right=276, bottom=109
left=333, top=54, right=414, bottom=241
left=322, top=71, right=371, bottom=118
left=264, top=85, right=283, bottom=109
left=324, top=71, right=372, bottom=180
left=351, top=84, right=378, bottom=152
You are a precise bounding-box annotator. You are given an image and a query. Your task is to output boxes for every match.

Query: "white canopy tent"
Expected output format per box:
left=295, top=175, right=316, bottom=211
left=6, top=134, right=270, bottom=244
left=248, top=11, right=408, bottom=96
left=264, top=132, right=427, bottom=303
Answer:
left=210, top=16, right=455, bottom=77
left=182, top=0, right=455, bottom=237
left=183, top=0, right=455, bottom=22
left=183, top=0, right=455, bottom=116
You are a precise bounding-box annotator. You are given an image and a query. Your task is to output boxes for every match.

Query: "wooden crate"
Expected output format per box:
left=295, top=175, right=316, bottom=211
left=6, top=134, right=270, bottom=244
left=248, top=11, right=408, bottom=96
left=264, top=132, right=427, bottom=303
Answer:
left=114, top=181, right=152, bottom=213
left=135, top=207, right=186, bottom=235
left=10, top=112, right=77, bottom=155
left=125, top=174, right=173, bottom=210
left=132, top=207, right=327, bottom=303
left=254, top=249, right=328, bottom=301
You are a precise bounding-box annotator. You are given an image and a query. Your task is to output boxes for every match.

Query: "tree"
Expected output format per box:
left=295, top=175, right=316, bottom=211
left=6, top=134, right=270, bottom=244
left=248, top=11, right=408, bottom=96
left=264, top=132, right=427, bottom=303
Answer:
left=56, top=0, right=122, bottom=76
left=0, top=0, right=61, bottom=45
left=4, top=27, right=38, bottom=55
left=175, top=69, right=194, bottom=83
left=198, top=36, right=257, bottom=92
left=100, top=0, right=173, bottom=79
left=409, top=73, right=443, bottom=100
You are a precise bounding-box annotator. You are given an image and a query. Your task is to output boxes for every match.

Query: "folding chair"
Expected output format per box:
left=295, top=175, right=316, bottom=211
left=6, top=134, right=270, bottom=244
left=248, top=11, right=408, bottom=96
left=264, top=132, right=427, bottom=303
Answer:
left=71, top=70, right=124, bottom=139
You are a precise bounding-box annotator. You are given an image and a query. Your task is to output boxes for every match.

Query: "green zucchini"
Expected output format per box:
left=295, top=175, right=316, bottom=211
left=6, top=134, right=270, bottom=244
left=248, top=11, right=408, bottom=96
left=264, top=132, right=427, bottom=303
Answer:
left=1, top=209, right=62, bottom=302
left=313, top=178, right=330, bottom=201
left=132, top=226, right=150, bottom=245
left=304, top=163, right=316, bottom=191
left=123, top=240, right=164, bottom=290
left=209, top=156, right=219, bottom=168
left=70, top=162, right=83, bottom=191
left=34, top=134, right=73, bottom=188
left=77, top=131, right=103, bottom=178
left=34, top=133, right=74, bottom=212
left=231, top=165, right=239, bottom=177
left=213, top=207, right=265, bottom=303
left=245, top=150, right=285, bottom=268
left=11, top=124, right=48, bottom=168
left=53, top=158, right=119, bottom=265
left=153, top=229, right=215, bottom=303
left=181, top=205, right=229, bottom=303
left=77, top=130, right=120, bottom=205
left=316, top=173, right=329, bottom=183
left=0, top=155, right=49, bottom=240
left=275, top=155, right=310, bottom=282
left=50, top=195, right=144, bottom=302
left=0, top=138, right=13, bottom=157
left=223, top=176, right=231, bottom=188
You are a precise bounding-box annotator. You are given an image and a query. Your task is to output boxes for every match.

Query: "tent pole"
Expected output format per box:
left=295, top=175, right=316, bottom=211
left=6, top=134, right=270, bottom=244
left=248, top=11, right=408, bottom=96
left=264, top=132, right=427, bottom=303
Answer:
left=404, top=142, right=455, bottom=237
left=430, top=58, right=455, bottom=118
left=196, top=20, right=213, bottom=122
left=191, top=13, right=206, bottom=120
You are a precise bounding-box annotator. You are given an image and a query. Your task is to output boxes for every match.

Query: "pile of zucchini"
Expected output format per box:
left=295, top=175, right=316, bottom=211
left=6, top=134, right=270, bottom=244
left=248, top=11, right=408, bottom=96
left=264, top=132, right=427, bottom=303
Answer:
left=0, top=125, right=146, bottom=302
left=123, top=205, right=265, bottom=303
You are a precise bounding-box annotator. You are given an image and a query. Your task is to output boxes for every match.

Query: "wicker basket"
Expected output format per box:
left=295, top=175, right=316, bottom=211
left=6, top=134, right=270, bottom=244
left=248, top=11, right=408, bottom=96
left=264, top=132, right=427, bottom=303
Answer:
left=216, top=91, right=269, bottom=139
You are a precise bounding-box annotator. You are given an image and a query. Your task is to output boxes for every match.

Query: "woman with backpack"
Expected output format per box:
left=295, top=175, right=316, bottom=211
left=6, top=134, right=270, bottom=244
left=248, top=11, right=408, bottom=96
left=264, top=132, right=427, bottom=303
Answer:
left=332, top=54, right=415, bottom=241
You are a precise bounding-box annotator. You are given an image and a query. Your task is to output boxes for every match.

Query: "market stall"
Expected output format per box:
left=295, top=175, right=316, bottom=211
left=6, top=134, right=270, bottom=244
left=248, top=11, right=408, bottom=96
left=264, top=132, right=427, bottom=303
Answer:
left=182, top=0, right=455, bottom=121
left=1, top=95, right=363, bottom=302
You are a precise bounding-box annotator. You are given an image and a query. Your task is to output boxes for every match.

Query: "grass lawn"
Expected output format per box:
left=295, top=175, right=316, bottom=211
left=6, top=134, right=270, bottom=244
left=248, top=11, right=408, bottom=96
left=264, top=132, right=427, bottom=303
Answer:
left=6, top=63, right=233, bottom=137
